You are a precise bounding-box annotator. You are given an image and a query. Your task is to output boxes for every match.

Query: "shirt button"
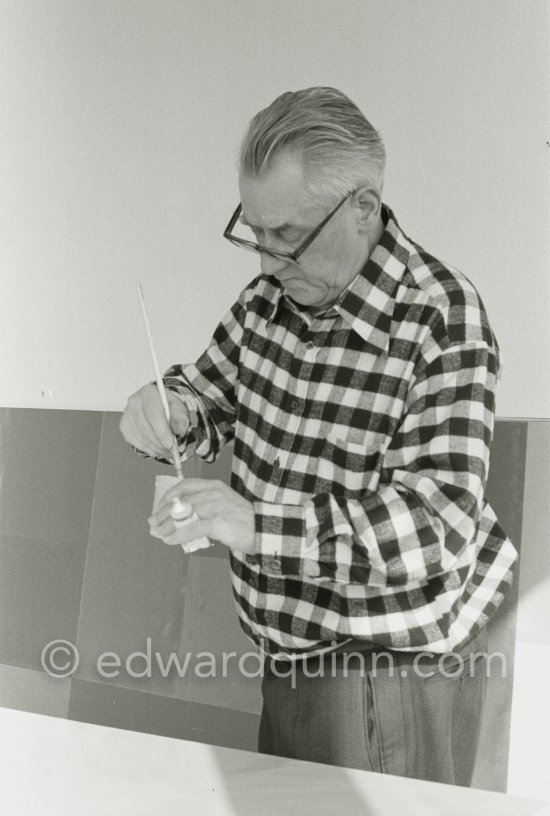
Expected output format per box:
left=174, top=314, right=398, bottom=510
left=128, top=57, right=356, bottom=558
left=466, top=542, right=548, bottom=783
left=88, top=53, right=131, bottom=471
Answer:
left=305, top=341, right=315, bottom=350
left=291, top=399, right=301, bottom=411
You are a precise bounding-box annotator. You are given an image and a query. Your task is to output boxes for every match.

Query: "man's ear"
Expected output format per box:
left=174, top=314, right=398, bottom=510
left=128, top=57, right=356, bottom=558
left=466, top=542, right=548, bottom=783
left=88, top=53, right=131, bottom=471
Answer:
left=353, top=187, right=381, bottom=233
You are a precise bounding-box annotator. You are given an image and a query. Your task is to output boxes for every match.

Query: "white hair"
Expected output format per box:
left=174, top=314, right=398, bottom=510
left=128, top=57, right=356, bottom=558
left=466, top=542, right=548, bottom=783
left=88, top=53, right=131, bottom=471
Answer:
left=239, top=87, right=386, bottom=206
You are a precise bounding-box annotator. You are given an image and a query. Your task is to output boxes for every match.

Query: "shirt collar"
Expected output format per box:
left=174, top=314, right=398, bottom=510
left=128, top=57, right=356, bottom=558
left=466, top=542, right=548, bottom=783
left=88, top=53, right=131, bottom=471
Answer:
left=264, top=205, right=411, bottom=353
left=333, top=205, right=411, bottom=353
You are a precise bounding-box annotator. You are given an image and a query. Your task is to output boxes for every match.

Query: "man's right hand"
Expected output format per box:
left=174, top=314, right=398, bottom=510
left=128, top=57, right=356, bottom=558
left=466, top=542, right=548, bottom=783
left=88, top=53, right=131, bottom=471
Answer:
left=119, top=383, right=191, bottom=459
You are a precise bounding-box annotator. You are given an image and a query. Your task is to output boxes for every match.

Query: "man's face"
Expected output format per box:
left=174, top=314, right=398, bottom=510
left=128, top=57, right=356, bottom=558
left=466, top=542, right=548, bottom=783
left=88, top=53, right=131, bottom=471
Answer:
left=238, top=153, right=369, bottom=311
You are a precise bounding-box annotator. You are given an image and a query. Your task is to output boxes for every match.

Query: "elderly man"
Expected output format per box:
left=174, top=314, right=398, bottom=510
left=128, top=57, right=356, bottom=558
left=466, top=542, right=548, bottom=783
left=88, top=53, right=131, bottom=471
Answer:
left=120, top=87, right=517, bottom=785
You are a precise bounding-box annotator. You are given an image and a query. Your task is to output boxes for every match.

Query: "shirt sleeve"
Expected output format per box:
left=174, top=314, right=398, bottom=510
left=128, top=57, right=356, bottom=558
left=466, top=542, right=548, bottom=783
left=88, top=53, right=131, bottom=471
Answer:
left=251, top=339, right=500, bottom=588
left=155, top=286, right=247, bottom=464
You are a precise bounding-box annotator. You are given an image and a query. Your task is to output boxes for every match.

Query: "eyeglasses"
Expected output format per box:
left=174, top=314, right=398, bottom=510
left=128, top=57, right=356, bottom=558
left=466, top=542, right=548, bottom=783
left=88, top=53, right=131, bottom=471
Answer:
left=223, top=189, right=356, bottom=264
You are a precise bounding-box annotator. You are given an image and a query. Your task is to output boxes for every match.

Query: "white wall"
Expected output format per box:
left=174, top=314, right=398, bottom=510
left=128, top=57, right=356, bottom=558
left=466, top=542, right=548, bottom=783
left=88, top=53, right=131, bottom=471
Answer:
left=1, top=0, right=548, bottom=415
left=1, top=1, right=549, bottom=801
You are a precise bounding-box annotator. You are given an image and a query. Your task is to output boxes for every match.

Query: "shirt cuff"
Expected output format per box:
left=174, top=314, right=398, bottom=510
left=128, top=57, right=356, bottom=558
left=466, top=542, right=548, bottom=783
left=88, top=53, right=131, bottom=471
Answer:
left=252, top=500, right=321, bottom=578
left=161, top=385, right=211, bottom=460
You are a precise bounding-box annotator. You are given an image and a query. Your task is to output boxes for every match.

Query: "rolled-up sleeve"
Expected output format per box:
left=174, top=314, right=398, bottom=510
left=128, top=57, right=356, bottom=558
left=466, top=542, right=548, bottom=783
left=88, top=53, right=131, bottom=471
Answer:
left=158, top=289, right=247, bottom=463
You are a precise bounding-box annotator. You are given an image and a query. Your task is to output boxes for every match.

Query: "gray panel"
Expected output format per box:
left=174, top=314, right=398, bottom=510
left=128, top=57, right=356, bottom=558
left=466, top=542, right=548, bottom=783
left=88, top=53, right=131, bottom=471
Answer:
left=76, top=412, right=199, bottom=696
left=0, top=408, right=102, bottom=543
left=472, top=420, right=527, bottom=792
left=0, top=533, right=88, bottom=670
left=0, top=663, right=70, bottom=717
left=68, top=678, right=260, bottom=752
left=174, top=555, right=262, bottom=715
left=516, top=420, right=550, bottom=645
left=485, top=421, right=528, bottom=549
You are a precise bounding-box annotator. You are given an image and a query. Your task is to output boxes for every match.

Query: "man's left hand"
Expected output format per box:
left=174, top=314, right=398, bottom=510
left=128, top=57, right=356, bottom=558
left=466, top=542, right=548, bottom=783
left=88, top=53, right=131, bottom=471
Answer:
left=149, top=479, right=256, bottom=555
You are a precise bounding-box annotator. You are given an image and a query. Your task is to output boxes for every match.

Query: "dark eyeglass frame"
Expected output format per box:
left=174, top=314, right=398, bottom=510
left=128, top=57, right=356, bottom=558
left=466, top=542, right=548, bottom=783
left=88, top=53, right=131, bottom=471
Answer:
left=223, top=189, right=356, bottom=264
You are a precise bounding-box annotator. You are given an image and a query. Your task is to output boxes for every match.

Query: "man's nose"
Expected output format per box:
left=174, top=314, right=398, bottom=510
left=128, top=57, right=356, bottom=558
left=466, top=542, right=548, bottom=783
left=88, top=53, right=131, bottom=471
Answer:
left=260, top=251, right=290, bottom=278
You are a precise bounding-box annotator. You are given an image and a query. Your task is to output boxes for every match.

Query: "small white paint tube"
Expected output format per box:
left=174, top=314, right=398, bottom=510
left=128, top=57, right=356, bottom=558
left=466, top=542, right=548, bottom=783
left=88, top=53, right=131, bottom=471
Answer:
left=152, top=474, right=211, bottom=553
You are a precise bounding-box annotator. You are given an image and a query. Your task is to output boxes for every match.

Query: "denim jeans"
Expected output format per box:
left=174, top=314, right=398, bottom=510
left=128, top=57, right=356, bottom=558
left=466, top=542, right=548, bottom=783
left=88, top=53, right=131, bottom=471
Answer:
left=258, top=628, right=488, bottom=786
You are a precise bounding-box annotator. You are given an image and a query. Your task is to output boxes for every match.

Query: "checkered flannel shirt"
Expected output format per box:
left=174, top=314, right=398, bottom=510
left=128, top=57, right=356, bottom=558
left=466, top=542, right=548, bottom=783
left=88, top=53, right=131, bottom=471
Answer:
left=162, top=205, right=517, bottom=656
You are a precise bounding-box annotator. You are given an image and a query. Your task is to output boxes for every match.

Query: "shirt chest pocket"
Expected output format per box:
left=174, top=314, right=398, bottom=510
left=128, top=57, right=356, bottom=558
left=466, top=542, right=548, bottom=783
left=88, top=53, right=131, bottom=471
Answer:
left=316, top=431, right=385, bottom=497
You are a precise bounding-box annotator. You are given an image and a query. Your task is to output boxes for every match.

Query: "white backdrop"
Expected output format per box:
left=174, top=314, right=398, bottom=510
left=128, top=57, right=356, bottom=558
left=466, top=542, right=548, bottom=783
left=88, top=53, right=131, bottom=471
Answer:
left=1, top=0, right=548, bottom=416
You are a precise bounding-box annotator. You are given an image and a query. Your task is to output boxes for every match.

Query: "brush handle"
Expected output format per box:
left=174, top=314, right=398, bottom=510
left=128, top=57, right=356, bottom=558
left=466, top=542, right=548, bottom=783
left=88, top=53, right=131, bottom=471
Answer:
left=137, top=284, right=183, bottom=479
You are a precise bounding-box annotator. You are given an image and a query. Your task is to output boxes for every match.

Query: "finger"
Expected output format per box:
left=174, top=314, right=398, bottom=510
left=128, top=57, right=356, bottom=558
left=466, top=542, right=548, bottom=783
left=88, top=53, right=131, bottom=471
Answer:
left=141, top=397, right=177, bottom=451
left=165, top=519, right=208, bottom=546
left=150, top=514, right=209, bottom=547
left=131, top=385, right=177, bottom=452
left=120, top=412, right=152, bottom=451
left=166, top=393, right=190, bottom=436
left=170, top=478, right=210, bottom=493
left=159, top=479, right=212, bottom=508
left=121, top=399, right=173, bottom=457
left=121, top=413, right=165, bottom=458
left=152, top=497, right=201, bottom=529
left=128, top=417, right=168, bottom=458
left=149, top=515, right=175, bottom=540
left=149, top=495, right=194, bottom=529
left=142, top=411, right=175, bottom=456
left=148, top=505, right=172, bottom=529
left=149, top=501, right=197, bottom=538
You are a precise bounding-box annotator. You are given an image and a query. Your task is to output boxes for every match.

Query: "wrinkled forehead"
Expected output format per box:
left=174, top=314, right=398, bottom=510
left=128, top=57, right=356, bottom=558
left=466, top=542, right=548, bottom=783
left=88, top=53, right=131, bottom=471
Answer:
left=238, top=152, right=321, bottom=229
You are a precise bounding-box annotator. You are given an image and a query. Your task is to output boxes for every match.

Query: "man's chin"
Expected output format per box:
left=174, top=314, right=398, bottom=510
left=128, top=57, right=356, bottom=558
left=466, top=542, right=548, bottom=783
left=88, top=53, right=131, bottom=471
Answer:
left=278, top=279, right=325, bottom=310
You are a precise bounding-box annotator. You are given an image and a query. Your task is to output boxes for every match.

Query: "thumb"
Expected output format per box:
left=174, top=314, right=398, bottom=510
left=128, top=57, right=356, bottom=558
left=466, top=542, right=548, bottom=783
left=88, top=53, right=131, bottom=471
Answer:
left=167, top=393, right=190, bottom=436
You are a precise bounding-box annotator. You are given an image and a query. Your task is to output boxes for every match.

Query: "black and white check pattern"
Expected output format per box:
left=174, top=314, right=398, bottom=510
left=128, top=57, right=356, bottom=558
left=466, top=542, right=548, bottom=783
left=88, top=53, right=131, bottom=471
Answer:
left=163, top=205, right=518, bottom=656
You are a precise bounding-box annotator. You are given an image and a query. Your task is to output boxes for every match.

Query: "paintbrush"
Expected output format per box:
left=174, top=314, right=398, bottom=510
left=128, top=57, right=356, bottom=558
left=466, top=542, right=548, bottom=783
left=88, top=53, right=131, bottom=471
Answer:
left=137, top=283, right=184, bottom=480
